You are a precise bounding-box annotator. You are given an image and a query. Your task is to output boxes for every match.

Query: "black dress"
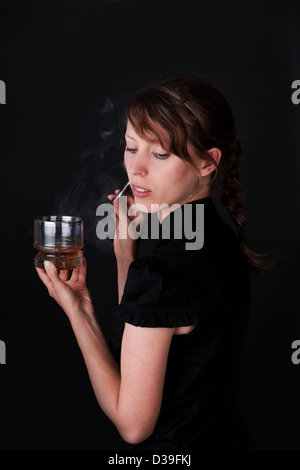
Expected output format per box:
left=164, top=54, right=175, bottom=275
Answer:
left=108, top=197, right=252, bottom=450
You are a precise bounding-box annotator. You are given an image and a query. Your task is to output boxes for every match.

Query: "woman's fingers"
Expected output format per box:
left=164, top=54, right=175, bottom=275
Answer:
left=107, top=189, right=120, bottom=202
left=126, top=194, right=135, bottom=207
left=44, top=260, right=59, bottom=278
left=69, top=268, right=79, bottom=283
left=107, top=188, right=139, bottom=241
left=43, top=261, right=67, bottom=297
left=59, top=270, right=70, bottom=282
left=36, top=263, right=61, bottom=299
left=77, top=255, right=87, bottom=284
left=35, top=266, right=54, bottom=292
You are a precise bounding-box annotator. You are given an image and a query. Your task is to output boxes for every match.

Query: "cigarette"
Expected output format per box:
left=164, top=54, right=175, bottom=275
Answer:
left=113, top=181, right=131, bottom=201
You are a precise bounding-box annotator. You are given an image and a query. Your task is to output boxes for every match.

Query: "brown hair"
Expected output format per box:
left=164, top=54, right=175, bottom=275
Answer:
left=126, top=74, right=271, bottom=274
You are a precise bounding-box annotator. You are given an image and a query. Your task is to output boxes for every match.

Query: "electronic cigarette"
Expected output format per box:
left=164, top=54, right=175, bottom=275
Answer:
left=112, top=181, right=131, bottom=202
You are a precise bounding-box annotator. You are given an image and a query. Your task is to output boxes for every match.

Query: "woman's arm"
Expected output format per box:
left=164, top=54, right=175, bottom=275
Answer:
left=116, top=257, right=134, bottom=304
left=37, top=260, right=174, bottom=445
left=107, top=190, right=139, bottom=303
left=72, top=311, right=174, bottom=444
left=119, top=323, right=174, bottom=443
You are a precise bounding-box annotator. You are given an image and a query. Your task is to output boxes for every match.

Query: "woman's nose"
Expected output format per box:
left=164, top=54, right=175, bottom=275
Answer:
left=127, top=152, right=148, bottom=176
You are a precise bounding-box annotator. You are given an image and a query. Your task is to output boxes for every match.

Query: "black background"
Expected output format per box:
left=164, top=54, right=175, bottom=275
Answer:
left=0, top=0, right=300, bottom=450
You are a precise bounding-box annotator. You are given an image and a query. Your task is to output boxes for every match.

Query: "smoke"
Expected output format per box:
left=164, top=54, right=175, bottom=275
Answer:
left=54, top=95, right=128, bottom=254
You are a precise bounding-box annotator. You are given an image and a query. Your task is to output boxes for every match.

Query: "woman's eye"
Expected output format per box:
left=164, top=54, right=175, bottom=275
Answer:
left=125, top=147, right=169, bottom=159
left=125, top=147, right=137, bottom=154
left=154, top=152, right=170, bottom=159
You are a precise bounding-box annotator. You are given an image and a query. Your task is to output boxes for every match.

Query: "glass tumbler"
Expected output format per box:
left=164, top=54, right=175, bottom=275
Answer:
left=33, top=215, right=84, bottom=270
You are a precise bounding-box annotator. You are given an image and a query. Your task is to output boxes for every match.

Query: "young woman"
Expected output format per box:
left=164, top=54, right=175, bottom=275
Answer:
left=36, top=74, right=270, bottom=450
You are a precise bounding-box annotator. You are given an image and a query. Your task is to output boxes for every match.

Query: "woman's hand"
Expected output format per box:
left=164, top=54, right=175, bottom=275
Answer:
left=107, top=187, right=145, bottom=302
left=35, top=252, right=95, bottom=320
left=107, top=188, right=141, bottom=264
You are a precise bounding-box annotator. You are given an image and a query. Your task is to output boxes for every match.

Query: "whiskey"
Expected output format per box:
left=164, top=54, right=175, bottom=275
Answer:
left=34, top=247, right=82, bottom=270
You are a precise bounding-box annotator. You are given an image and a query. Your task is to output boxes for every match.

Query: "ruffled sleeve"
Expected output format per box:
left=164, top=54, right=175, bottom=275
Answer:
left=114, top=255, right=217, bottom=328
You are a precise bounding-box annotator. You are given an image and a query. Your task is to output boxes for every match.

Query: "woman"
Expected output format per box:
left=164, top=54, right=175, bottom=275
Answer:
left=36, top=74, right=270, bottom=450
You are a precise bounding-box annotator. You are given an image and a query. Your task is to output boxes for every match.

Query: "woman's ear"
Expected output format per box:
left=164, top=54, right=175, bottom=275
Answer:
left=199, top=148, right=222, bottom=176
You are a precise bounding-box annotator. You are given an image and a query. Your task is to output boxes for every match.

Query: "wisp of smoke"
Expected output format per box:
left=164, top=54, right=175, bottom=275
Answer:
left=53, top=96, right=128, bottom=254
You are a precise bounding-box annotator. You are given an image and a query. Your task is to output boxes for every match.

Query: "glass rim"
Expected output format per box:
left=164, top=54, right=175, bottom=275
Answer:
left=34, top=215, right=82, bottom=225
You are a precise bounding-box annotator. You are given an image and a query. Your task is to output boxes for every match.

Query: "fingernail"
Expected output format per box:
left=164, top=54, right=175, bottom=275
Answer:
left=44, top=261, right=52, bottom=270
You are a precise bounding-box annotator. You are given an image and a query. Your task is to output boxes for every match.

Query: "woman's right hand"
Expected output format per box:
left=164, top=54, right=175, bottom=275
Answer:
left=35, top=252, right=95, bottom=321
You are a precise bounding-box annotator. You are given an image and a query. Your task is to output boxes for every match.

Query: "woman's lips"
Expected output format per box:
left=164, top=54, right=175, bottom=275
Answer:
left=131, top=184, right=152, bottom=198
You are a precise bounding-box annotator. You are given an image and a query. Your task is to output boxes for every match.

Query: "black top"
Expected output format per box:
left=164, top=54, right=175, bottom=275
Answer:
left=108, top=197, right=251, bottom=450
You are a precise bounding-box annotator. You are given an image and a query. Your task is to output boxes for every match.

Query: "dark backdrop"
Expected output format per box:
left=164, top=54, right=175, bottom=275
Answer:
left=0, top=0, right=299, bottom=450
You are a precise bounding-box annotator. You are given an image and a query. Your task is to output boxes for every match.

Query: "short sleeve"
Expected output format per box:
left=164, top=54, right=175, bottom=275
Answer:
left=114, top=255, right=217, bottom=328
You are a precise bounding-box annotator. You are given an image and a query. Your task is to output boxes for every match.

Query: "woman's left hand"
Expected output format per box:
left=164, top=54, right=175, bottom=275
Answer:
left=107, top=189, right=141, bottom=264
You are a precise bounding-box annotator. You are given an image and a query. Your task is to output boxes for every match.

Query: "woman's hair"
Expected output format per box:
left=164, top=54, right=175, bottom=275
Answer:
left=126, top=74, right=271, bottom=274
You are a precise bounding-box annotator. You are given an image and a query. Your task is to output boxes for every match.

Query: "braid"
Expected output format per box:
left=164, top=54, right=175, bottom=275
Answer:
left=220, top=138, right=272, bottom=274
left=220, top=139, right=245, bottom=235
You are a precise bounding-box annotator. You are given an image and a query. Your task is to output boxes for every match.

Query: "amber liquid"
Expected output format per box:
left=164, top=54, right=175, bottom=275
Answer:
left=34, top=246, right=82, bottom=270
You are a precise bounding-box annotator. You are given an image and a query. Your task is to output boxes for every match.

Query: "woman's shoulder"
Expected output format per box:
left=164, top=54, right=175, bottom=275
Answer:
left=115, top=254, right=207, bottom=328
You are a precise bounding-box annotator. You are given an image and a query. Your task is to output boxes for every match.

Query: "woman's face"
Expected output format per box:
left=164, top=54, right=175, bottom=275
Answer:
left=124, top=120, right=205, bottom=214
